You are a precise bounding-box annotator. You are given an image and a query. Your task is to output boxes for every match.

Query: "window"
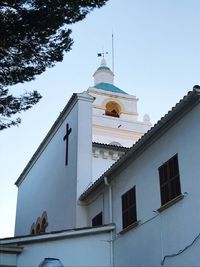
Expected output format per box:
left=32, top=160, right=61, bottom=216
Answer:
left=159, top=154, right=181, bottom=206
left=36, top=223, right=41, bottom=234
left=92, top=212, right=103, bottom=227
left=30, top=223, right=36, bottom=235
left=41, top=218, right=47, bottom=233
left=105, top=101, right=121, bottom=118
left=121, top=187, right=137, bottom=229
left=40, top=211, right=48, bottom=233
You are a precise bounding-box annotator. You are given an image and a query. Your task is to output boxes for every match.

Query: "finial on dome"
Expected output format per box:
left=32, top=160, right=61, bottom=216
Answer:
left=101, top=58, right=107, bottom=66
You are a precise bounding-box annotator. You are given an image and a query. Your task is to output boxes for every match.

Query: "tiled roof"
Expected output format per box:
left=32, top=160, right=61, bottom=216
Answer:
left=80, top=87, right=200, bottom=201
left=94, top=82, right=128, bottom=95
left=92, top=142, right=129, bottom=152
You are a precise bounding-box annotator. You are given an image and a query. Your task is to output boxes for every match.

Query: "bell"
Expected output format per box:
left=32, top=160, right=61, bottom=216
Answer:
left=39, top=258, right=64, bottom=267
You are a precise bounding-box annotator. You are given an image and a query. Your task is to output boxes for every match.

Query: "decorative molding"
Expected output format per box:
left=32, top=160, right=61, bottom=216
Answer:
left=112, top=152, right=119, bottom=160
left=88, top=87, right=137, bottom=100
left=93, top=149, right=100, bottom=158
left=92, top=147, right=124, bottom=161
left=102, top=151, right=109, bottom=159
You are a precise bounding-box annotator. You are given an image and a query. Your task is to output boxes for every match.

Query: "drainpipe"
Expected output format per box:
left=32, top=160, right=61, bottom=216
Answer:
left=104, top=176, right=114, bottom=267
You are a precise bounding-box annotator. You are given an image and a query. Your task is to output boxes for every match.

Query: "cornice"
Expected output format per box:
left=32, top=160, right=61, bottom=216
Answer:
left=88, top=87, right=137, bottom=100
left=0, top=225, right=115, bottom=245
left=92, top=147, right=125, bottom=161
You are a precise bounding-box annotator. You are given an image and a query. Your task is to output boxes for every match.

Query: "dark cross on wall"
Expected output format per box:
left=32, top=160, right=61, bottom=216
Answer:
left=63, top=123, right=72, bottom=165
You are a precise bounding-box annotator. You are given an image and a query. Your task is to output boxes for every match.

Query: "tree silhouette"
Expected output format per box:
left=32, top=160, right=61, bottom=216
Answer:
left=0, top=0, right=108, bottom=130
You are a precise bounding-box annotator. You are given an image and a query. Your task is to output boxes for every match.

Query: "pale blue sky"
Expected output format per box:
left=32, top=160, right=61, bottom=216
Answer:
left=1, top=0, right=200, bottom=237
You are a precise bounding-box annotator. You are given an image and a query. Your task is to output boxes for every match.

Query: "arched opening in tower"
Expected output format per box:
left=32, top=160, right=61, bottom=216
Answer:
left=105, top=101, right=121, bottom=118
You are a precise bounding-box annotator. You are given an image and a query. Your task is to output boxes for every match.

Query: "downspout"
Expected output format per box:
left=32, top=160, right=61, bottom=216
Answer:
left=104, top=177, right=114, bottom=267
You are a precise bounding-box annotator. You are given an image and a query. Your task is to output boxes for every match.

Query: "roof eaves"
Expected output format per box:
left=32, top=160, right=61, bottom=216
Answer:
left=94, top=83, right=128, bottom=95
left=15, top=93, right=77, bottom=187
left=80, top=88, right=200, bottom=201
left=92, top=142, right=129, bottom=152
left=0, top=224, right=115, bottom=245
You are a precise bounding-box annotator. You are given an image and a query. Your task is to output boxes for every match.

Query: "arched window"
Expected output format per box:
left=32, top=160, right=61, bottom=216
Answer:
left=30, top=223, right=36, bottom=235
left=41, top=218, right=47, bottom=233
left=105, top=101, right=121, bottom=118
left=36, top=223, right=41, bottom=234
left=30, top=212, right=48, bottom=235
left=41, top=211, right=48, bottom=233
left=31, top=228, right=35, bottom=235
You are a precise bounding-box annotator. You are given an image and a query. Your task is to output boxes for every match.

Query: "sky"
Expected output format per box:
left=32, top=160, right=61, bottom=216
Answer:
left=1, top=0, right=200, bottom=238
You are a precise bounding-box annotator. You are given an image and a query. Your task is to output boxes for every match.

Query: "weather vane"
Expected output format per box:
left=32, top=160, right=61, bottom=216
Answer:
left=97, top=33, right=115, bottom=73
left=97, top=51, right=109, bottom=58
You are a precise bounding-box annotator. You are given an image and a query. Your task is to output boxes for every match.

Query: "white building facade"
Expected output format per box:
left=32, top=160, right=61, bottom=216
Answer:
left=13, top=59, right=151, bottom=237
left=1, top=62, right=200, bottom=267
left=80, top=87, right=200, bottom=267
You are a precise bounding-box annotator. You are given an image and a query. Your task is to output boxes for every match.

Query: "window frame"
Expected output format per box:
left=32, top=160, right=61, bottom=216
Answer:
left=158, top=154, right=181, bottom=206
left=121, top=186, right=137, bottom=230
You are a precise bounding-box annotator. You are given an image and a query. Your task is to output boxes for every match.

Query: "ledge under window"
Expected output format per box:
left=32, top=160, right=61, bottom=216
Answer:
left=120, top=220, right=139, bottom=235
left=157, top=194, right=184, bottom=213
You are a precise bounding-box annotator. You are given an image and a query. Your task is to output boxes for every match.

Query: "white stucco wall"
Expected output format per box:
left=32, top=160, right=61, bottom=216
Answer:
left=0, top=253, right=17, bottom=266
left=86, top=187, right=110, bottom=227
left=92, top=156, right=115, bottom=182
left=85, top=103, right=200, bottom=266
left=110, top=103, right=200, bottom=266
left=15, top=103, right=78, bottom=236
left=15, top=93, right=94, bottom=236
left=0, top=230, right=112, bottom=267
left=17, top=233, right=110, bottom=267
left=92, top=122, right=148, bottom=147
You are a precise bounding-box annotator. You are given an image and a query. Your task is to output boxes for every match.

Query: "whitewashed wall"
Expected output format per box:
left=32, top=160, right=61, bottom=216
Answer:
left=92, top=155, right=117, bottom=182
left=17, top=233, right=110, bottom=267
left=0, top=231, right=111, bottom=267
left=15, top=93, right=94, bottom=236
left=111, top=103, right=200, bottom=266
left=85, top=186, right=110, bottom=227
left=86, top=103, right=200, bottom=266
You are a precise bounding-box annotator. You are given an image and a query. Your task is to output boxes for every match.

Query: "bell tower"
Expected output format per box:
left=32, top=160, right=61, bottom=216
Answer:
left=88, top=59, right=151, bottom=147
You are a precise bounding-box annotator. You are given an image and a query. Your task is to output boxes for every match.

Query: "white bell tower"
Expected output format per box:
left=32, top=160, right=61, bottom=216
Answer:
left=88, top=59, right=151, bottom=147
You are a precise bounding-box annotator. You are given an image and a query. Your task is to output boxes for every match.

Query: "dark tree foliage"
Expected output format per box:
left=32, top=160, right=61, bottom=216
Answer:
left=0, top=88, right=41, bottom=130
left=0, top=0, right=108, bottom=130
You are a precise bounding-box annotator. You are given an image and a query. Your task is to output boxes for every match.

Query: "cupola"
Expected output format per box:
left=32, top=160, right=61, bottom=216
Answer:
left=93, top=58, right=114, bottom=85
